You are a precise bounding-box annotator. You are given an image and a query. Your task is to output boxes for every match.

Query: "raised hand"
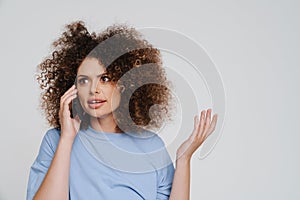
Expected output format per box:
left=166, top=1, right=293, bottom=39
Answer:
left=176, top=108, right=218, bottom=162
left=58, top=85, right=81, bottom=141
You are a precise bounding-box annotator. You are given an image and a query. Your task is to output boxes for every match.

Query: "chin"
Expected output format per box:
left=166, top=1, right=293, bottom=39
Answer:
left=88, top=111, right=112, bottom=119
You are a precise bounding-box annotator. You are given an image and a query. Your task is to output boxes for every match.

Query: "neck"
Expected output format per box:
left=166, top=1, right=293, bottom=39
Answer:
left=90, top=114, right=121, bottom=133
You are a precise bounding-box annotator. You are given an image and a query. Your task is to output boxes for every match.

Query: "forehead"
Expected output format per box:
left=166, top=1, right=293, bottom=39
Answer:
left=77, top=57, right=106, bottom=76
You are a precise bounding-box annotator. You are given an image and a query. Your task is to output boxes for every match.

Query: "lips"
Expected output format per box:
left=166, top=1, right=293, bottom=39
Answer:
left=87, top=98, right=106, bottom=109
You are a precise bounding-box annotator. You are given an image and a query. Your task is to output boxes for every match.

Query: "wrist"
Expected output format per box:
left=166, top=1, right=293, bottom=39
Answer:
left=176, top=156, right=191, bottom=166
left=60, top=133, right=76, bottom=145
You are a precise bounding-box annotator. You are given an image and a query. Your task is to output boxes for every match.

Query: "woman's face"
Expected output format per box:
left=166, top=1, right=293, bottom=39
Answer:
left=76, top=57, right=121, bottom=119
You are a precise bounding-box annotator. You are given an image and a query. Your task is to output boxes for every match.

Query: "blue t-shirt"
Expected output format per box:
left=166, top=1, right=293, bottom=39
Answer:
left=26, top=126, right=175, bottom=200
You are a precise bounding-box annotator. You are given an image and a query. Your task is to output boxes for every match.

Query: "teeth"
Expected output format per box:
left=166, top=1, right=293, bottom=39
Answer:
left=91, top=100, right=102, bottom=104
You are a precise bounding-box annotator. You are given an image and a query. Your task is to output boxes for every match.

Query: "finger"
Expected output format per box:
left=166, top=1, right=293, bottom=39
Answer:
left=203, top=108, right=212, bottom=134
left=60, top=87, right=77, bottom=107
left=72, top=114, right=82, bottom=131
left=61, top=85, right=75, bottom=98
left=61, top=85, right=77, bottom=103
left=205, top=114, right=218, bottom=139
left=190, top=115, right=200, bottom=139
left=199, top=110, right=205, bottom=137
left=203, top=111, right=216, bottom=140
left=60, top=86, right=77, bottom=101
left=61, top=92, right=77, bottom=117
left=193, top=115, right=199, bottom=131
left=74, top=114, right=81, bottom=123
left=195, top=110, right=205, bottom=143
left=63, top=92, right=77, bottom=108
left=199, top=109, right=212, bottom=142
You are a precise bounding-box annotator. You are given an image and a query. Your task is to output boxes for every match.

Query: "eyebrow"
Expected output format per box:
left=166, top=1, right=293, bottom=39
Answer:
left=77, top=72, right=108, bottom=78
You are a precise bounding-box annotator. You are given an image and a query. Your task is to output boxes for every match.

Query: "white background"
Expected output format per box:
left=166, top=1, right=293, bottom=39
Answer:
left=0, top=0, right=299, bottom=199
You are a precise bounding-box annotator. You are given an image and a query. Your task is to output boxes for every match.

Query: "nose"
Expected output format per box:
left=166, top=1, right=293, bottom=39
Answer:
left=90, top=81, right=102, bottom=95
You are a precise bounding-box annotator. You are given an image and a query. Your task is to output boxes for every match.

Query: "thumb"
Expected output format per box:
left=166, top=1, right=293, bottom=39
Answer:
left=73, top=114, right=81, bottom=132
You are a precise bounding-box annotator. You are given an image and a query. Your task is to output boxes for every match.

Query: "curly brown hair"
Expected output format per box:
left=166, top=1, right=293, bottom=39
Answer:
left=37, top=20, right=174, bottom=133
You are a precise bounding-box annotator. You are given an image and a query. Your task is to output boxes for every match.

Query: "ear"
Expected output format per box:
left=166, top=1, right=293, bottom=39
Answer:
left=118, top=85, right=125, bottom=93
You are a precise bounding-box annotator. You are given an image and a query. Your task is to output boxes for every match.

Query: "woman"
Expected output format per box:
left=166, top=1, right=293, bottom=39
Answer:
left=27, top=21, right=218, bottom=200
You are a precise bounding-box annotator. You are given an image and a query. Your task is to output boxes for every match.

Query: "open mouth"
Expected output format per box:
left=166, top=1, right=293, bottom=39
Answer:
left=88, top=100, right=106, bottom=104
left=88, top=99, right=107, bottom=109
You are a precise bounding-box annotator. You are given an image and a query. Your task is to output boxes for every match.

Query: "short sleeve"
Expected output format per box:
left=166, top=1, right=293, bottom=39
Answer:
left=26, top=129, right=60, bottom=200
left=156, top=162, right=175, bottom=200
left=147, top=134, right=174, bottom=199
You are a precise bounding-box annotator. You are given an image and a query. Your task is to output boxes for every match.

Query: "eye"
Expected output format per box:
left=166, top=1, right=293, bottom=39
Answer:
left=77, top=78, right=89, bottom=85
left=100, top=75, right=111, bottom=83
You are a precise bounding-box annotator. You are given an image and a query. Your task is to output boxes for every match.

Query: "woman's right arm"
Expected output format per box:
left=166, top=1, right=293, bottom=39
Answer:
left=169, top=109, right=218, bottom=200
left=33, top=85, right=80, bottom=200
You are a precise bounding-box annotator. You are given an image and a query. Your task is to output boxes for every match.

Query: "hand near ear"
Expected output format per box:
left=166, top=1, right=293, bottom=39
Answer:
left=59, top=85, right=81, bottom=141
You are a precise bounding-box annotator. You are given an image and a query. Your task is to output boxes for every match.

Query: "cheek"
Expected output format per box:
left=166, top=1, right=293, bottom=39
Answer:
left=109, top=90, right=121, bottom=108
left=77, top=90, right=86, bottom=105
left=77, top=86, right=88, bottom=96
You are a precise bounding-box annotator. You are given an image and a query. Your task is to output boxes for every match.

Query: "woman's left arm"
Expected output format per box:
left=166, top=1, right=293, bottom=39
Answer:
left=169, top=108, right=218, bottom=200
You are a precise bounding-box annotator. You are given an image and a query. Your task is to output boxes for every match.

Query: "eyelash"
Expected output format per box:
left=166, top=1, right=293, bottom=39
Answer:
left=78, top=78, right=88, bottom=85
left=100, top=75, right=111, bottom=83
left=77, top=75, right=111, bottom=85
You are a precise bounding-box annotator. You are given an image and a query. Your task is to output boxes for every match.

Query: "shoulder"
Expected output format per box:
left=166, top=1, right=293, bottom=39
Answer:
left=44, top=128, right=61, bottom=141
left=149, top=132, right=167, bottom=150
left=33, top=128, right=61, bottom=162
left=136, top=129, right=165, bottom=143
left=40, top=128, right=61, bottom=153
left=142, top=131, right=175, bottom=172
left=132, top=129, right=167, bottom=151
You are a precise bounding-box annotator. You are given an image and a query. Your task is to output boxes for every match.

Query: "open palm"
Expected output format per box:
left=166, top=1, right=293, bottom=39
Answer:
left=176, top=108, right=218, bottom=161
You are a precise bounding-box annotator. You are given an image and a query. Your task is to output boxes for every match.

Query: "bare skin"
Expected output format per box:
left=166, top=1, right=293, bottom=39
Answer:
left=33, top=84, right=218, bottom=200
left=169, top=108, right=218, bottom=200
left=33, top=85, right=80, bottom=200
